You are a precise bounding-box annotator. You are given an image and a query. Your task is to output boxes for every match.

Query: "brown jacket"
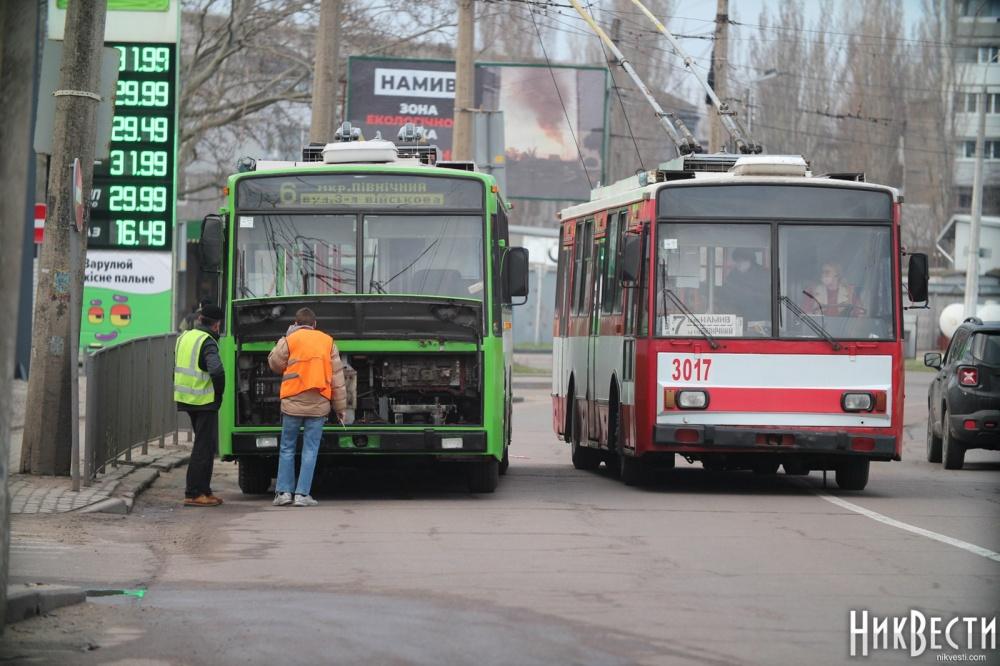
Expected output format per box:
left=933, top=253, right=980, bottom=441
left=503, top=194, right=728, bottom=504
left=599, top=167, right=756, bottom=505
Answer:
left=267, top=324, right=347, bottom=418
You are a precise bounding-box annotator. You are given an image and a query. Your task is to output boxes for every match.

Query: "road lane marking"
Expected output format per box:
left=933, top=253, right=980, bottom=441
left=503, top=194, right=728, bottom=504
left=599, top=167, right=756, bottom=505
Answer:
left=815, top=491, right=1000, bottom=563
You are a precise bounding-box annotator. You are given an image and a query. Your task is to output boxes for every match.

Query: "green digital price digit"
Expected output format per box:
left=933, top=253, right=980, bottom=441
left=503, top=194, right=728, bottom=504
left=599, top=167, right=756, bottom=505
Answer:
left=115, top=80, right=169, bottom=107
left=116, top=219, right=137, bottom=245
left=141, top=116, right=169, bottom=143
left=114, top=45, right=171, bottom=74
left=109, top=150, right=168, bottom=177
left=140, top=186, right=167, bottom=212
left=109, top=185, right=137, bottom=211
left=139, top=219, right=166, bottom=246
left=140, top=81, right=169, bottom=107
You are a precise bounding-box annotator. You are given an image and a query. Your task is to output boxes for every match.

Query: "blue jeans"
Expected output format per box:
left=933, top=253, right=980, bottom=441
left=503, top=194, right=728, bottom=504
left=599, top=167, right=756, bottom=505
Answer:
left=276, top=415, right=325, bottom=496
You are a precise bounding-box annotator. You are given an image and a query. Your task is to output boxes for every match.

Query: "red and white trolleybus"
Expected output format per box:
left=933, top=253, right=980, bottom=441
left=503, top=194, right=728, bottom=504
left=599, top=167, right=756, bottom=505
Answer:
left=552, top=154, right=929, bottom=490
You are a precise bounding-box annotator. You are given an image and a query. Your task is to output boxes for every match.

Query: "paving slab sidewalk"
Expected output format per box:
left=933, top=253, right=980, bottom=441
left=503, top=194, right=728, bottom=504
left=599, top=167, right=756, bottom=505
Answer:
left=8, top=378, right=192, bottom=515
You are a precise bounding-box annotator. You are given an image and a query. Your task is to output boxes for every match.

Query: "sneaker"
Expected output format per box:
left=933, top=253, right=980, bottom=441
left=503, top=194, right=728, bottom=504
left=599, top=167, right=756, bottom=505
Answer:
left=273, top=492, right=292, bottom=506
left=184, top=494, right=222, bottom=507
left=293, top=494, right=318, bottom=507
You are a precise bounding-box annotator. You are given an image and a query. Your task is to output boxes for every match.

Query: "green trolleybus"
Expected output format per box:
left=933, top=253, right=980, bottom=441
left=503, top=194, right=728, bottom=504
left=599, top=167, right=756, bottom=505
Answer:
left=199, top=125, right=529, bottom=494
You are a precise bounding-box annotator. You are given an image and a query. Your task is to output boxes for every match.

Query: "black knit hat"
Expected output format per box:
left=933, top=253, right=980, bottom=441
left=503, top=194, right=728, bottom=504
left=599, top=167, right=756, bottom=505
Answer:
left=200, top=304, right=224, bottom=322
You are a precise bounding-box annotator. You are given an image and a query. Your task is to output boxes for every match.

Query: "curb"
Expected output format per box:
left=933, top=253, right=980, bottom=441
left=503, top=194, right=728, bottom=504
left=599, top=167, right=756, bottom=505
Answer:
left=78, top=464, right=168, bottom=515
left=6, top=584, right=86, bottom=624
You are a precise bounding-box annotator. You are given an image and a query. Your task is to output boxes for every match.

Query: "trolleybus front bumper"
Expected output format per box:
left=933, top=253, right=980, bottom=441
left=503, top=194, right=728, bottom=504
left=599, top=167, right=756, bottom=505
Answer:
left=229, top=429, right=488, bottom=457
left=653, top=425, right=896, bottom=459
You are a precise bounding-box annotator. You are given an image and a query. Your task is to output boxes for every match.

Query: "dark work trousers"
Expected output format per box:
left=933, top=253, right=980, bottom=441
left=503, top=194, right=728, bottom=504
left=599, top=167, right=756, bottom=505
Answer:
left=185, top=410, right=218, bottom=498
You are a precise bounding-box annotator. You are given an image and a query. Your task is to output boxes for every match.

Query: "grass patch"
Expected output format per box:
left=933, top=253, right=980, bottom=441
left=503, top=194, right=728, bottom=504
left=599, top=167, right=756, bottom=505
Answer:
left=905, top=357, right=936, bottom=373
left=513, top=343, right=553, bottom=352
left=512, top=362, right=549, bottom=376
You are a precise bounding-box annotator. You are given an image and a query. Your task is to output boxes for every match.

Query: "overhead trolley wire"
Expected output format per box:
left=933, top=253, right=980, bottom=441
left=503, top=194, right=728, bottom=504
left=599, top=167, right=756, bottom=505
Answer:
left=527, top=7, right=595, bottom=189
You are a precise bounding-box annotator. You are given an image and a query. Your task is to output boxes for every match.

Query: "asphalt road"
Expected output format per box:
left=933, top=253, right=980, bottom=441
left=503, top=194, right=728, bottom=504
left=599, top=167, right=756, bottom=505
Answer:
left=3, top=371, right=998, bottom=665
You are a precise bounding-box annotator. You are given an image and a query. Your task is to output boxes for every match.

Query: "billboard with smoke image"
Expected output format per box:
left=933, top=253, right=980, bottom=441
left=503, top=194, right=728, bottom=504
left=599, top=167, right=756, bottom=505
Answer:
left=348, top=57, right=608, bottom=202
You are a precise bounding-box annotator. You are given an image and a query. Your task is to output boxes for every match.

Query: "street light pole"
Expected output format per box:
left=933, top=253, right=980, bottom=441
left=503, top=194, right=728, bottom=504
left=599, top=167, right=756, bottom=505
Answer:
left=745, top=69, right=778, bottom=140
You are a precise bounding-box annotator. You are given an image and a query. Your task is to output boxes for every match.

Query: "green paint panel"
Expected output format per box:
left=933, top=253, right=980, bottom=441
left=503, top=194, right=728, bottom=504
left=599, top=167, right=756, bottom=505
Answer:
left=58, top=0, right=169, bottom=10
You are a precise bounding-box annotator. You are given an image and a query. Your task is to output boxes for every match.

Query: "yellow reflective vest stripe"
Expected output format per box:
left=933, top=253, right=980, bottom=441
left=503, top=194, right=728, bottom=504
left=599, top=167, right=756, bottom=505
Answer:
left=173, top=330, right=214, bottom=405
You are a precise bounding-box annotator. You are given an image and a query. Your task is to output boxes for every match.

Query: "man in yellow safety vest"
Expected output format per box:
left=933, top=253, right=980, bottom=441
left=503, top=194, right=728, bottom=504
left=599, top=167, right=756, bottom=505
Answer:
left=267, top=307, right=347, bottom=507
left=173, top=303, right=226, bottom=507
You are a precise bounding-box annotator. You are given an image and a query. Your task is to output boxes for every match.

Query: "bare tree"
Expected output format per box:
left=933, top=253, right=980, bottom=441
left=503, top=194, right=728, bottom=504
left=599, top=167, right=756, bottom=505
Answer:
left=178, top=0, right=456, bottom=216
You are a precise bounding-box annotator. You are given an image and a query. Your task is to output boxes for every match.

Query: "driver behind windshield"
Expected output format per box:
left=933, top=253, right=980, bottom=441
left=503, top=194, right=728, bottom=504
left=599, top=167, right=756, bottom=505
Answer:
left=803, top=261, right=864, bottom=317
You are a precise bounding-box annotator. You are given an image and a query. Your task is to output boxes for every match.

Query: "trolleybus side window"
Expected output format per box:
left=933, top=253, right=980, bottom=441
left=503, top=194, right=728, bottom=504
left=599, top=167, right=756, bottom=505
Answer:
left=624, top=228, right=648, bottom=336
left=554, top=225, right=568, bottom=334
left=594, top=229, right=607, bottom=319
left=655, top=223, right=771, bottom=337
left=572, top=219, right=594, bottom=315
left=603, top=211, right=624, bottom=315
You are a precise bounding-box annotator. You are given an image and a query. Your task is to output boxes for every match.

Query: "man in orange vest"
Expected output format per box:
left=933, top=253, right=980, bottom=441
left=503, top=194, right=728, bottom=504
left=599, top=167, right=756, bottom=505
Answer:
left=268, top=307, right=347, bottom=507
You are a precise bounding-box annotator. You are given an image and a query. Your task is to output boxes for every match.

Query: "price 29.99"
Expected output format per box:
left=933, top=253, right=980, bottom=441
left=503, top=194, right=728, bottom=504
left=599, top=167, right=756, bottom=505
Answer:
left=108, top=185, right=167, bottom=213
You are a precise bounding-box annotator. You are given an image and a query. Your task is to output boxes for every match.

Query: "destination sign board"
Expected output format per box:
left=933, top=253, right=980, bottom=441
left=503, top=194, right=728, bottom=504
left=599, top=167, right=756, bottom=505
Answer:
left=237, top=174, right=484, bottom=210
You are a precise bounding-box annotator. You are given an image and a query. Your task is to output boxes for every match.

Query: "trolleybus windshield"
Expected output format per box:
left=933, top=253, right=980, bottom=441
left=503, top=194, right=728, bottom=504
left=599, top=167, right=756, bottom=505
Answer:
left=234, top=174, right=486, bottom=300
left=655, top=185, right=895, bottom=341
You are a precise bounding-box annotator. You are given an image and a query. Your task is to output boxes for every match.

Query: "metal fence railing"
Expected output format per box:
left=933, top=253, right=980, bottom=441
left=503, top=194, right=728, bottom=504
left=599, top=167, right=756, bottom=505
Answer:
left=84, top=333, right=188, bottom=485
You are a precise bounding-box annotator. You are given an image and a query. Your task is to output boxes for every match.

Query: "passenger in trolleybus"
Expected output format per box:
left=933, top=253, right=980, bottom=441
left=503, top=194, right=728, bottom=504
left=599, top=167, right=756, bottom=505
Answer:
left=716, top=247, right=771, bottom=331
left=655, top=224, right=772, bottom=338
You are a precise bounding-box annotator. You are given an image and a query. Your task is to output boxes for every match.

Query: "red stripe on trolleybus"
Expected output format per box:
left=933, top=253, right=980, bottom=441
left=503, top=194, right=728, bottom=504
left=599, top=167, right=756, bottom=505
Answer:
left=665, top=387, right=884, bottom=414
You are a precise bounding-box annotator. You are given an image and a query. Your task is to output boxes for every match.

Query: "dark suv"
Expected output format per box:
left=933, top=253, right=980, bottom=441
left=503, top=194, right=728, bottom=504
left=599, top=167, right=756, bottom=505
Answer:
left=925, top=317, right=1000, bottom=469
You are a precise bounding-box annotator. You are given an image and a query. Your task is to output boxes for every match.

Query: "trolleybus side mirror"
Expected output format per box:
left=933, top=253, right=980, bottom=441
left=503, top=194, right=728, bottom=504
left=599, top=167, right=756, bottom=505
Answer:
left=621, top=234, right=642, bottom=284
left=506, top=247, right=530, bottom=302
left=906, top=252, right=929, bottom=304
left=200, top=214, right=225, bottom=274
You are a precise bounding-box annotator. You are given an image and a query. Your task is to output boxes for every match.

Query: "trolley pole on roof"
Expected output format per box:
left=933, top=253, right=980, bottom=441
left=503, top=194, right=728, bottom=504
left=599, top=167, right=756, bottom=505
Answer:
left=627, top=0, right=760, bottom=154
left=568, top=0, right=699, bottom=156
left=964, top=82, right=987, bottom=318
left=452, top=0, right=475, bottom=161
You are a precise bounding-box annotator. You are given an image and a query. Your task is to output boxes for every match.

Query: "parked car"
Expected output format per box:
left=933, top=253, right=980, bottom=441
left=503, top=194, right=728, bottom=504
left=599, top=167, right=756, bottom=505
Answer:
left=925, top=317, right=1000, bottom=469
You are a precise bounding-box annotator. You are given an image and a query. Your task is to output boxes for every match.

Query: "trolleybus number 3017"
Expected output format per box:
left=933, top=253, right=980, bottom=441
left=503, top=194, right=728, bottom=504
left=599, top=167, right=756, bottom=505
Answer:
left=670, top=357, right=712, bottom=382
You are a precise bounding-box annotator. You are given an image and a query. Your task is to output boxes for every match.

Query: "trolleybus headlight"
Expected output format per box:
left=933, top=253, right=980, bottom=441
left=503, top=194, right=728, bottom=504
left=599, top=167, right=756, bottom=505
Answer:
left=841, top=393, right=874, bottom=412
left=677, top=390, right=708, bottom=410
left=255, top=436, right=278, bottom=449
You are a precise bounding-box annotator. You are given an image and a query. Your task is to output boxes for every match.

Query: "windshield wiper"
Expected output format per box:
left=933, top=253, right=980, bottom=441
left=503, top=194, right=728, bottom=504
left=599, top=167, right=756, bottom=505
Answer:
left=370, top=239, right=441, bottom=294
left=661, top=286, right=719, bottom=350
left=779, top=295, right=841, bottom=351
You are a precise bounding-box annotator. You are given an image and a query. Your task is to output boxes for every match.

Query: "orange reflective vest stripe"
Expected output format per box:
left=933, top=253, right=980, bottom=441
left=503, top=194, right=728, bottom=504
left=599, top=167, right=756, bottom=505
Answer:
left=280, top=328, right=334, bottom=400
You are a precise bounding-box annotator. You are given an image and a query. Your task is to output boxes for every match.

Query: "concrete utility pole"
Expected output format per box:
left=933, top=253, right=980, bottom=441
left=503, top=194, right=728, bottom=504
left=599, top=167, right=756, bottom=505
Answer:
left=21, top=0, right=107, bottom=475
left=709, top=0, right=729, bottom=153
left=0, top=0, right=40, bottom=628
left=964, top=85, right=987, bottom=318
left=452, top=0, right=475, bottom=161
left=309, top=0, right=343, bottom=143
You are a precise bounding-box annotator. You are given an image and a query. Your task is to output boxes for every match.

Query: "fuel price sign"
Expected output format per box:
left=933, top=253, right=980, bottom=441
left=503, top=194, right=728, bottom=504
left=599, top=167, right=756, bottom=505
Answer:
left=90, top=42, right=176, bottom=251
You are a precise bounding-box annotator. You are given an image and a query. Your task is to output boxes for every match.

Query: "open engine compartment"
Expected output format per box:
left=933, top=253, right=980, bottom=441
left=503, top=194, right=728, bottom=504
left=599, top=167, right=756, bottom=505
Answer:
left=236, top=351, right=482, bottom=427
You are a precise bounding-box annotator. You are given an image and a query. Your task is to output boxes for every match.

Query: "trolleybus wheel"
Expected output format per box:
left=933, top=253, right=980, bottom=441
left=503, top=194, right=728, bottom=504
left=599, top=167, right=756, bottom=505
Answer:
left=835, top=459, right=870, bottom=491
left=941, top=409, right=966, bottom=470
left=618, top=451, right=645, bottom=486
left=925, top=412, right=943, bottom=463
left=570, top=398, right=601, bottom=471
left=468, top=457, right=499, bottom=493
left=238, top=457, right=273, bottom=495
left=499, top=393, right=511, bottom=476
